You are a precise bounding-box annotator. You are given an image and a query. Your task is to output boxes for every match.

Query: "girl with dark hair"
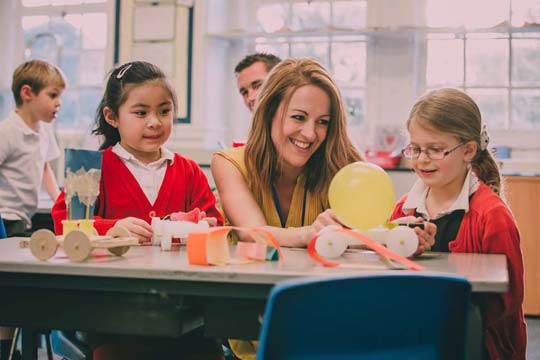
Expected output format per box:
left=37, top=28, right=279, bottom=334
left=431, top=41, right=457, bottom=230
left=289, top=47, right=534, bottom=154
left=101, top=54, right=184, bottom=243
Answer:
left=52, top=61, right=221, bottom=241
left=52, top=61, right=223, bottom=359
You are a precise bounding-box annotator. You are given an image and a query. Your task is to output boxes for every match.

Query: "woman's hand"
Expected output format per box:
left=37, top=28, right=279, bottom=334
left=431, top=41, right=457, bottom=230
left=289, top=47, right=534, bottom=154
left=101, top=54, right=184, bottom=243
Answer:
left=115, top=217, right=153, bottom=244
left=311, top=209, right=345, bottom=233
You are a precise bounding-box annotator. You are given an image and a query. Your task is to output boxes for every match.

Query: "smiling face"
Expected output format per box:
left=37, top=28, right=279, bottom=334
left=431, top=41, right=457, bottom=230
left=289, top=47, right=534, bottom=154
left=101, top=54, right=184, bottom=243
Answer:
left=271, top=84, right=331, bottom=174
left=104, top=81, right=174, bottom=164
left=30, top=85, right=63, bottom=123
left=408, top=117, right=476, bottom=193
left=237, top=61, right=270, bottom=113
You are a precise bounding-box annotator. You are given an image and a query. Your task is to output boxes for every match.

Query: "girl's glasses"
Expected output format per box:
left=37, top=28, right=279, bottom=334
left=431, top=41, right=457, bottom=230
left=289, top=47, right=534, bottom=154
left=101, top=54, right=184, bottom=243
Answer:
left=402, top=142, right=465, bottom=160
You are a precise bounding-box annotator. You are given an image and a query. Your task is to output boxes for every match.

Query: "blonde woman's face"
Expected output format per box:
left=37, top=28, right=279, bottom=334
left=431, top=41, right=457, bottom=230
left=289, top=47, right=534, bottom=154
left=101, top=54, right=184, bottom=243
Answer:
left=271, top=84, right=330, bottom=172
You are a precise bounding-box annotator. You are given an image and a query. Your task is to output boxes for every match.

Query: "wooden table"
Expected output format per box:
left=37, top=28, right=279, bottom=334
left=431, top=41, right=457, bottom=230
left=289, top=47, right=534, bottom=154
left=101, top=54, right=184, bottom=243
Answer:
left=0, top=237, right=508, bottom=359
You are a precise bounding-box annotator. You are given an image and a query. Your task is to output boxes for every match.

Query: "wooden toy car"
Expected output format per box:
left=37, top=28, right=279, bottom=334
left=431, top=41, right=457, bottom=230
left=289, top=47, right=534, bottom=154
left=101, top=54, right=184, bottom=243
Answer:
left=20, top=226, right=138, bottom=262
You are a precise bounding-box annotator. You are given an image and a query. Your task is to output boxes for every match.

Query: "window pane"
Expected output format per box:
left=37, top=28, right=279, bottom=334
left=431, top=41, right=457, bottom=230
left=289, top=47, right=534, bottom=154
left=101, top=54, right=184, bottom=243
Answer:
left=512, top=38, right=540, bottom=86
left=512, top=90, right=540, bottom=129
left=466, top=37, right=508, bottom=86
left=331, top=42, right=366, bottom=86
left=82, top=13, right=107, bottom=49
left=0, top=90, right=15, bottom=120
left=254, top=40, right=289, bottom=59
left=425, top=0, right=509, bottom=28
left=256, top=3, right=289, bottom=33
left=25, top=33, right=62, bottom=64
left=290, top=1, right=330, bottom=31
left=79, top=87, right=102, bottom=129
left=342, top=88, right=364, bottom=126
left=22, top=16, right=49, bottom=31
left=59, top=51, right=80, bottom=85
left=79, top=51, right=105, bottom=86
left=467, top=88, right=508, bottom=129
left=56, top=90, right=78, bottom=128
left=290, top=39, right=329, bottom=68
left=512, top=0, right=540, bottom=26
left=333, top=0, right=367, bottom=29
left=50, top=15, right=81, bottom=50
left=426, top=39, right=464, bottom=87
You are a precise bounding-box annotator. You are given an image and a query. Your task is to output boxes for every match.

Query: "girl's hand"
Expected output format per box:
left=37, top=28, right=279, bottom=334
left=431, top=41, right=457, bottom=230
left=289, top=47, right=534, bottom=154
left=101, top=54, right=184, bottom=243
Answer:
left=390, top=216, right=436, bottom=255
left=115, top=217, right=153, bottom=244
left=312, top=209, right=345, bottom=233
left=412, top=218, right=437, bottom=255
left=198, top=211, right=218, bottom=227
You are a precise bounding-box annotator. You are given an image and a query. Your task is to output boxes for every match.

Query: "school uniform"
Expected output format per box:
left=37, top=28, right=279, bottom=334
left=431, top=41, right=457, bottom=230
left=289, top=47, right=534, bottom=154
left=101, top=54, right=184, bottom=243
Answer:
left=0, top=110, right=60, bottom=234
left=52, top=144, right=222, bottom=233
left=390, top=170, right=527, bottom=360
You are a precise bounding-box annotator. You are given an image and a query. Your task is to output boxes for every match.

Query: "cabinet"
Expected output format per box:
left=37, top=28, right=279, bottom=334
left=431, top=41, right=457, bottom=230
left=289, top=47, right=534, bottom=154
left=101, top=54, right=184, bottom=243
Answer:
left=504, top=176, right=540, bottom=315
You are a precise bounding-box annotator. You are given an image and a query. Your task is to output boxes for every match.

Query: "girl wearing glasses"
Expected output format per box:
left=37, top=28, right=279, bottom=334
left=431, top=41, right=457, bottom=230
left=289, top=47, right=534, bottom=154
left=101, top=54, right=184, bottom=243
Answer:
left=390, top=88, right=526, bottom=360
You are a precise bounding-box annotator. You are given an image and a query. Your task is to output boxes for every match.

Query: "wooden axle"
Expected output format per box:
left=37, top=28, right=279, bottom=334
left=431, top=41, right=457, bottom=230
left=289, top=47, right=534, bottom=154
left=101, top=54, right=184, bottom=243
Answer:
left=20, top=226, right=138, bottom=262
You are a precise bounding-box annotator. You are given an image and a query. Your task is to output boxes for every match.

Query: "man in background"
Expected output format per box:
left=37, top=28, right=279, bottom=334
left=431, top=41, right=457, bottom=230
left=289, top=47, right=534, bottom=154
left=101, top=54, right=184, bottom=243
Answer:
left=235, top=53, right=281, bottom=113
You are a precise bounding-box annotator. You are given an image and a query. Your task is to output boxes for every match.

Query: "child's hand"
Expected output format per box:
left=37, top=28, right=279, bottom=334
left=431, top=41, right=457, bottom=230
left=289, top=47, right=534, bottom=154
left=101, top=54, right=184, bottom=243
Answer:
left=198, top=210, right=217, bottom=227
left=412, top=218, right=437, bottom=255
left=115, top=217, right=153, bottom=244
left=312, top=209, right=345, bottom=233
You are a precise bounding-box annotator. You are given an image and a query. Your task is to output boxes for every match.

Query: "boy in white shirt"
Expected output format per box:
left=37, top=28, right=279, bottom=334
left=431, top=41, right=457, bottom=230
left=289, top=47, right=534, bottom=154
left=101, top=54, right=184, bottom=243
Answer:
left=0, top=59, right=65, bottom=359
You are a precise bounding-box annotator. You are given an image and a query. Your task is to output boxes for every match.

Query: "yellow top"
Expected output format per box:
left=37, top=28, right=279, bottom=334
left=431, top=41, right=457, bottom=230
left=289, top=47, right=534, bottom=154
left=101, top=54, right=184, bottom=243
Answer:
left=215, top=146, right=328, bottom=360
left=215, top=146, right=327, bottom=228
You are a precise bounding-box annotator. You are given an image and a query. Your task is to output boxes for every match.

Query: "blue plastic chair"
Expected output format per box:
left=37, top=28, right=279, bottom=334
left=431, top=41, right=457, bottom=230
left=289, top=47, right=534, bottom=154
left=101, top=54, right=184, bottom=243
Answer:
left=50, top=331, right=91, bottom=360
left=257, top=274, right=472, bottom=360
left=0, top=214, right=7, bottom=239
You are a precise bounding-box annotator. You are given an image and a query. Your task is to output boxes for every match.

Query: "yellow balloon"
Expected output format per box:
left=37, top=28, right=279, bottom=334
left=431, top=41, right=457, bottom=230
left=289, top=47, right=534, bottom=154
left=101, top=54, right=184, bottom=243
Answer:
left=329, top=162, right=396, bottom=230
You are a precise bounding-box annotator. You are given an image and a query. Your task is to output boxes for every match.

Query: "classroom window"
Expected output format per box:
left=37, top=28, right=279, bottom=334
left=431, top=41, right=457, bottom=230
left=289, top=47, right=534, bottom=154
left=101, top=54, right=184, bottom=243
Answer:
left=20, top=0, right=109, bottom=133
left=425, top=0, right=540, bottom=130
left=249, top=0, right=367, bottom=126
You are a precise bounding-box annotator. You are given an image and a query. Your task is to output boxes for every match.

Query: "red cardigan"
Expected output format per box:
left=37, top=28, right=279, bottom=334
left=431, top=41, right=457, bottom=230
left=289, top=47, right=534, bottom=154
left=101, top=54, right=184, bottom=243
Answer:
left=391, top=182, right=526, bottom=360
left=52, top=147, right=222, bottom=235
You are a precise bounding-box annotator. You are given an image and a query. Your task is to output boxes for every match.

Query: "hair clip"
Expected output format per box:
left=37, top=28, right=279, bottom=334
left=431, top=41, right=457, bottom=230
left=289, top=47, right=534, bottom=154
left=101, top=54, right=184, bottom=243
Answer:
left=116, top=64, right=132, bottom=79
left=479, top=124, right=490, bottom=151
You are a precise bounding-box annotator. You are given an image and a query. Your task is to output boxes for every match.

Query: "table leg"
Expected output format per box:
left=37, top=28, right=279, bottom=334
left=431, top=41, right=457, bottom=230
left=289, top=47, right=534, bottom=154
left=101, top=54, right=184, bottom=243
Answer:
left=21, top=328, right=38, bottom=360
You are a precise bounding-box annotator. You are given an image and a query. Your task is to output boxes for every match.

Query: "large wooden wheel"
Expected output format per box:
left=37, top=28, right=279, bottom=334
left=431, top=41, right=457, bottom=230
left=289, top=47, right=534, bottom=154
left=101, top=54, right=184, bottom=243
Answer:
left=29, top=229, right=58, bottom=261
left=106, top=226, right=132, bottom=256
left=63, top=230, right=92, bottom=262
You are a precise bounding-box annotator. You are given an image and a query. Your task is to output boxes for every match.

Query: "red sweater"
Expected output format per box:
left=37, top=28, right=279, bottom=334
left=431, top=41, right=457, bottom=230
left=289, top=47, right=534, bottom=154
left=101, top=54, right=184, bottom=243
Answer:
left=52, top=147, right=222, bottom=235
left=391, top=183, right=526, bottom=360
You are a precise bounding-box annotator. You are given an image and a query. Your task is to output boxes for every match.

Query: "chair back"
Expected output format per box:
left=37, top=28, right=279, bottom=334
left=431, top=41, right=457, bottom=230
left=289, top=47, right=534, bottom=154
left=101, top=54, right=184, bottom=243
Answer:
left=0, top=214, right=7, bottom=239
left=257, top=274, right=471, bottom=360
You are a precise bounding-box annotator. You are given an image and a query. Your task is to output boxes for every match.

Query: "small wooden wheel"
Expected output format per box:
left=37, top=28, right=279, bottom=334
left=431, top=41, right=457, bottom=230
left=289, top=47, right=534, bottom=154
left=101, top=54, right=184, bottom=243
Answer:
left=63, top=230, right=92, bottom=262
left=106, top=226, right=130, bottom=239
left=106, top=226, right=132, bottom=256
left=29, top=229, right=58, bottom=261
left=108, top=246, right=130, bottom=256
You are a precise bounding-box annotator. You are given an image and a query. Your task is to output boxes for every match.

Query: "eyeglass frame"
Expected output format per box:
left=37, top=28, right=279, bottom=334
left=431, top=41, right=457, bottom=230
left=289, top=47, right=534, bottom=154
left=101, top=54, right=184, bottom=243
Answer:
left=401, top=142, right=466, bottom=160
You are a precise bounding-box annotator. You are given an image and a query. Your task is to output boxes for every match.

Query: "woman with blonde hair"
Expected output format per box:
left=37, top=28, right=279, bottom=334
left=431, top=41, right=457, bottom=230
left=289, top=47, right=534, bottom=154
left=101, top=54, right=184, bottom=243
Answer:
left=212, top=57, right=361, bottom=247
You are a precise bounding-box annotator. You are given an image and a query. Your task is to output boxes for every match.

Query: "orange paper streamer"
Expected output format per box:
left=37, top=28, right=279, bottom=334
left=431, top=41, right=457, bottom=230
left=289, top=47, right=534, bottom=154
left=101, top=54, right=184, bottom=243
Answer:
left=186, top=226, right=283, bottom=266
left=307, top=228, right=424, bottom=271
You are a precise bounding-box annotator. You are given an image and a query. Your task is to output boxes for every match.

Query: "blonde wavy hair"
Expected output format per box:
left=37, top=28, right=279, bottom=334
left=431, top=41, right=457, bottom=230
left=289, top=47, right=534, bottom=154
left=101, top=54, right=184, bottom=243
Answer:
left=245, top=57, right=362, bottom=204
left=408, top=88, right=502, bottom=195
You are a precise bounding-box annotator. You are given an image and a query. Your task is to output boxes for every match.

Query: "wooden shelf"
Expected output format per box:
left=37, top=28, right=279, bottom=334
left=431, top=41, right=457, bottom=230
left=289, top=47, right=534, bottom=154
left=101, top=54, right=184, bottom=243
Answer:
left=505, top=175, right=540, bottom=315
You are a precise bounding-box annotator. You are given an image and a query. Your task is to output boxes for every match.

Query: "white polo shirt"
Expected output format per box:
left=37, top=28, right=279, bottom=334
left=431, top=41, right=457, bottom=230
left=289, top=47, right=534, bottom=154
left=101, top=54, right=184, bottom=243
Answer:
left=402, top=168, right=480, bottom=220
left=0, top=111, right=60, bottom=225
left=112, top=143, right=174, bottom=205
